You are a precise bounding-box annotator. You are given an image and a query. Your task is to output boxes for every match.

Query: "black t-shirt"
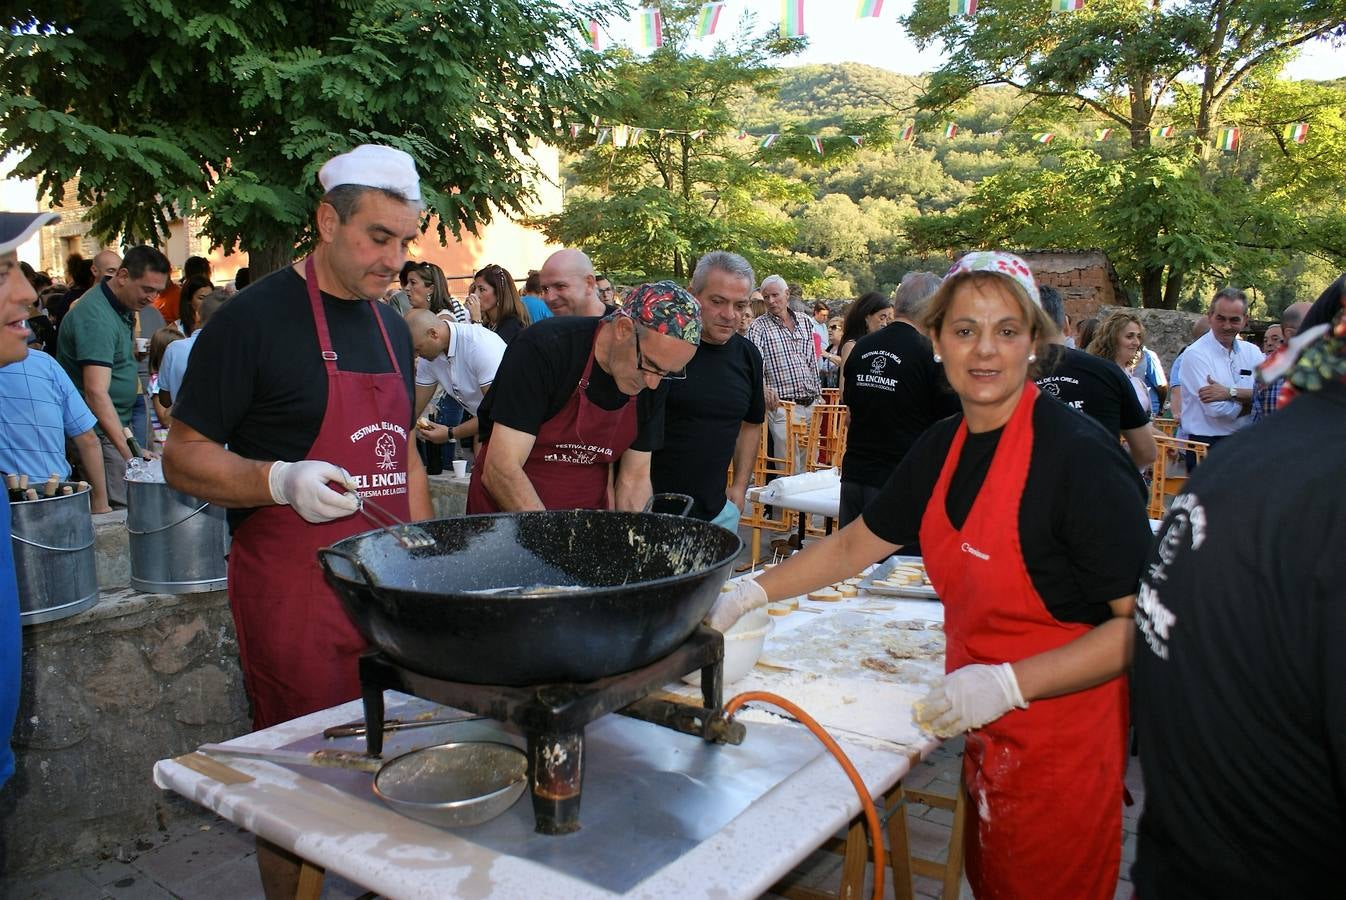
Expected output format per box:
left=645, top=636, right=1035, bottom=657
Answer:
left=493, top=315, right=525, bottom=345
left=172, top=267, right=416, bottom=526
left=1130, top=385, right=1346, bottom=899
left=1035, top=344, right=1150, bottom=436
left=841, top=322, right=960, bottom=487
left=862, top=392, right=1151, bottom=624
left=475, top=316, right=667, bottom=452
left=651, top=334, right=765, bottom=520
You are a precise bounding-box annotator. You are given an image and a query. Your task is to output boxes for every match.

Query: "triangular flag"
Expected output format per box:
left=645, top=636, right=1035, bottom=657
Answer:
left=849, top=135, right=864, bottom=146
left=569, top=124, right=582, bottom=139
left=595, top=127, right=611, bottom=146
left=781, top=0, right=806, bottom=37
left=586, top=20, right=601, bottom=50
left=1217, top=127, right=1239, bottom=152
left=857, top=0, right=884, bottom=16
left=949, top=0, right=977, bottom=16
left=696, top=2, right=725, bottom=37
left=943, top=123, right=959, bottom=138
left=613, top=125, right=630, bottom=148
left=1033, top=132, right=1055, bottom=144
left=809, top=136, right=824, bottom=155
left=689, top=129, right=707, bottom=140
left=1282, top=123, right=1309, bottom=143
left=639, top=7, right=663, bottom=48
left=900, top=124, right=915, bottom=141
left=760, top=133, right=780, bottom=149
left=1094, top=128, right=1113, bottom=141
left=1051, top=0, right=1084, bottom=12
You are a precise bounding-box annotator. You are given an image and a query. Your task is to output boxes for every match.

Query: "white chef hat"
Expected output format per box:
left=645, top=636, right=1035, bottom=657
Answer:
left=318, top=144, right=421, bottom=203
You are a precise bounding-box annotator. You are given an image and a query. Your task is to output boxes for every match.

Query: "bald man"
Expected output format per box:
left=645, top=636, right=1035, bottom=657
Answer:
left=92, top=249, right=121, bottom=281
left=538, top=248, right=607, bottom=317
left=1253, top=300, right=1316, bottom=422
left=404, top=307, right=506, bottom=447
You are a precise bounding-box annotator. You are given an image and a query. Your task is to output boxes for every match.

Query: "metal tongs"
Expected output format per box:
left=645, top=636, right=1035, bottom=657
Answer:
left=353, top=491, right=436, bottom=550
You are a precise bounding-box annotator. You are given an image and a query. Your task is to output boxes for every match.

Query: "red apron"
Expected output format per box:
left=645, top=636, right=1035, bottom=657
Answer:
left=919, top=381, right=1126, bottom=900
left=227, top=257, right=411, bottom=730
left=467, top=328, right=637, bottom=512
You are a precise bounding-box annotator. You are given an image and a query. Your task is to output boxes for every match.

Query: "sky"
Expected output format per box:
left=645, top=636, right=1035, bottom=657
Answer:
left=600, top=0, right=1344, bottom=82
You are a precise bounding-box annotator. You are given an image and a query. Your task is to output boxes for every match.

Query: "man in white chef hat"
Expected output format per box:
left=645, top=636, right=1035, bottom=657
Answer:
left=164, top=146, right=432, bottom=891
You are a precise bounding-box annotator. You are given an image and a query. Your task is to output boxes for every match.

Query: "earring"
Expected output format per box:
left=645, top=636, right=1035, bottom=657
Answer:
left=1028, top=353, right=1037, bottom=362
left=933, top=353, right=941, bottom=363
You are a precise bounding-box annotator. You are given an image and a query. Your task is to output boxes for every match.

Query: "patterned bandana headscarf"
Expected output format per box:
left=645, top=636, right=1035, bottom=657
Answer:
left=1257, top=274, right=1346, bottom=407
left=944, top=251, right=1042, bottom=307
left=617, top=280, right=702, bottom=345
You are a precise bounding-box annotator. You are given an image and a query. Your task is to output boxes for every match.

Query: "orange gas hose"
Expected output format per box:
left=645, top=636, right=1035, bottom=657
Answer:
left=724, top=691, right=884, bottom=900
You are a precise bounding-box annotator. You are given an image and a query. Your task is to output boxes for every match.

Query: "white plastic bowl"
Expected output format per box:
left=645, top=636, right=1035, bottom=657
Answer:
left=684, top=607, right=774, bottom=687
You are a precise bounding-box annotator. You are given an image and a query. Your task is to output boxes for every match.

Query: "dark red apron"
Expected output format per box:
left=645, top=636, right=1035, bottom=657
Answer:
left=919, top=381, right=1127, bottom=900
left=227, top=257, right=411, bottom=730
left=467, top=327, right=638, bottom=512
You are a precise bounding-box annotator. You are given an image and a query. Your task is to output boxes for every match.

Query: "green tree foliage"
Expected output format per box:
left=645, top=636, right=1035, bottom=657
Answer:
left=0, top=0, right=616, bottom=274
left=536, top=2, right=892, bottom=287
left=901, top=0, right=1346, bottom=307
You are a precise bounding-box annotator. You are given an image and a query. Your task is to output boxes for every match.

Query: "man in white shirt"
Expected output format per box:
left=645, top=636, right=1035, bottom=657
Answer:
left=405, top=308, right=506, bottom=447
left=1178, top=288, right=1264, bottom=463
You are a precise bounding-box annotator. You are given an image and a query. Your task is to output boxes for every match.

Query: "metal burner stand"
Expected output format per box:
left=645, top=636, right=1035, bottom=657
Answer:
left=358, top=626, right=746, bottom=835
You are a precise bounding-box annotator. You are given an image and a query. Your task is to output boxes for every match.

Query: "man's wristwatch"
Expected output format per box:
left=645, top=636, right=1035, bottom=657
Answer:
left=1229, top=386, right=1237, bottom=400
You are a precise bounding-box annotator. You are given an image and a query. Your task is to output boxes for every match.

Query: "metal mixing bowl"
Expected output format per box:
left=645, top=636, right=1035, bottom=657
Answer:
left=372, top=741, right=528, bottom=828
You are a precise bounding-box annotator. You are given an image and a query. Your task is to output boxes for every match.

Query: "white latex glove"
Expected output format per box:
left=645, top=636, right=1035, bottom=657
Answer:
left=705, top=579, right=769, bottom=632
left=912, top=663, right=1028, bottom=737
left=268, top=460, right=360, bottom=524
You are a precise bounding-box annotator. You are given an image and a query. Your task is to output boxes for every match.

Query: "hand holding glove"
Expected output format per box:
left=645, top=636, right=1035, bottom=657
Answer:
left=269, top=460, right=360, bottom=524
left=913, top=662, right=1028, bottom=737
left=705, top=579, right=769, bottom=632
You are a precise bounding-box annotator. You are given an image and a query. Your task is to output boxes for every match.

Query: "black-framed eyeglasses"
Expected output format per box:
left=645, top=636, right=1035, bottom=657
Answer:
left=633, top=326, right=687, bottom=381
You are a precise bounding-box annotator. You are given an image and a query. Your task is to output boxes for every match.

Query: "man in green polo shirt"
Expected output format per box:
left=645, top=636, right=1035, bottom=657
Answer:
left=56, top=245, right=169, bottom=506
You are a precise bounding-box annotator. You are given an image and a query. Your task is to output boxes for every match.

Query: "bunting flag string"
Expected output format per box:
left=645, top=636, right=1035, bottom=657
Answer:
left=1052, top=0, right=1085, bottom=12
left=1283, top=122, right=1309, bottom=143
left=857, top=0, right=885, bottom=17
left=943, top=123, right=959, bottom=138
left=760, top=133, right=780, bottom=148
left=1151, top=124, right=1176, bottom=139
left=900, top=124, right=915, bottom=141
left=696, top=2, right=725, bottom=38
left=949, top=0, right=978, bottom=17
left=1033, top=132, right=1055, bottom=143
left=1094, top=127, right=1113, bottom=141
left=781, top=0, right=806, bottom=37
left=808, top=136, right=825, bottom=155
left=1217, top=126, right=1240, bottom=152
left=850, top=135, right=865, bottom=146
left=638, top=7, right=663, bottom=49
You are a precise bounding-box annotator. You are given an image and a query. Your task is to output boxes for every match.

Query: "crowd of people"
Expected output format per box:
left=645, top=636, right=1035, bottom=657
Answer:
left=1, top=142, right=1343, bottom=898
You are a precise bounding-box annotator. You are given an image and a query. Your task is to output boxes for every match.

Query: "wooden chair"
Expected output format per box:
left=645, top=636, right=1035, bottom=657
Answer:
left=1151, top=416, right=1178, bottom=437
left=737, top=412, right=797, bottom=565
left=1149, top=435, right=1209, bottom=518
left=770, top=765, right=968, bottom=900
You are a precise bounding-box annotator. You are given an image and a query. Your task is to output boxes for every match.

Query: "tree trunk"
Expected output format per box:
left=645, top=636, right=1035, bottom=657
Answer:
left=1162, top=266, right=1185, bottom=310
left=242, top=237, right=300, bottom=281
left=1140, top=264, right=1165, bottom=309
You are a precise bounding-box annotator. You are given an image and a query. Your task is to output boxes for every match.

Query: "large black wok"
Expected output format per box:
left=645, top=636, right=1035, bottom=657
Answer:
left=317, top=510, right=742, bottom=685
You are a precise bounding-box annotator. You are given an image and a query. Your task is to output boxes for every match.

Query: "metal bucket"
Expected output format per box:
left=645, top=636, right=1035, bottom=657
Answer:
left=126, top=480, right=229, bottom=594
left=10, top=484, right=99, bottom=625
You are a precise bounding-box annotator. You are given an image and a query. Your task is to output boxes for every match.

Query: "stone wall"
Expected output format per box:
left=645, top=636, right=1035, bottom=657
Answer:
left=0, top=589, right=250, bottom=873
left=1017, top=250, right=1123, bottom=325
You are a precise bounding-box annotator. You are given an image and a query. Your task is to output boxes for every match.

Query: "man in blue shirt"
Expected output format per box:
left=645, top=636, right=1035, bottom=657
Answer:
left=0, top=349, right=111, bottom=513
left=0, top=209, right=60, bottom=789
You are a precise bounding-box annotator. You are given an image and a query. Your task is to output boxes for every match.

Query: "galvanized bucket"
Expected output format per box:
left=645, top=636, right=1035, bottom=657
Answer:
left=126, top=480, right=228, bottom=594
left=10, top=484, right=99, bottom=625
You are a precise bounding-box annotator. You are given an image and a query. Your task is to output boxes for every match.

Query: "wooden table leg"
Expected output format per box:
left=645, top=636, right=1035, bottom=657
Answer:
left=295, top=859, right=325, bottom=900
left=885, top=784, right=916, bottom=900
left=837, top=817, right=869, bottom=900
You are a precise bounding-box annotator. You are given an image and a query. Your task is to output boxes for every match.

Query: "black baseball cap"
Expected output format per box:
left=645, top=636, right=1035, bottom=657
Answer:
left=0, top=212, right=60, bottom=255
